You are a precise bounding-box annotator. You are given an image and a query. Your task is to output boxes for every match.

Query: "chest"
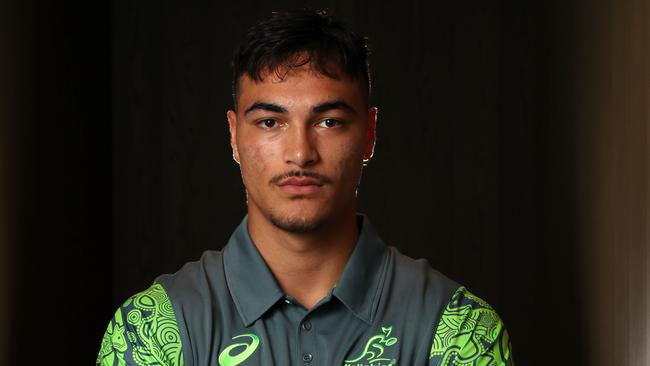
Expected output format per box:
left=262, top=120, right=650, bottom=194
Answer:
left=184, top=298, right=434, bottom=366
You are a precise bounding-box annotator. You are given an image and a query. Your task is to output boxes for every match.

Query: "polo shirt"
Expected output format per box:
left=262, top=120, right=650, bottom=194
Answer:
left=97, top=213, right=514, bottom=366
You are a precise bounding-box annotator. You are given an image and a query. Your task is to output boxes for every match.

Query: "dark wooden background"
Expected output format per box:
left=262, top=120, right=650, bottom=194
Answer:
left=3, top=0, right=648, bottom=365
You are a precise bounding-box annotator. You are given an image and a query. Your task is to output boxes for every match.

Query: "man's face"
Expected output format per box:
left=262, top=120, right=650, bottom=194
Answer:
left=227, top=63, right=377, bottom=233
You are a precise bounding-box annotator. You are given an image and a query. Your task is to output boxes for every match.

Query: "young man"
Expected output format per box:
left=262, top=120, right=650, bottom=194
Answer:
left=97, top=10, right=514, bottom=366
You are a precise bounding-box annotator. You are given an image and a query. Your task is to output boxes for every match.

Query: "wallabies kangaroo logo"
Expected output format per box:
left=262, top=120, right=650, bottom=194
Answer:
left=344, top=326, right=398, bottom=366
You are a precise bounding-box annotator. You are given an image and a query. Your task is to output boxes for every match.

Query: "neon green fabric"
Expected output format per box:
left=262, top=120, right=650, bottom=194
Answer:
left=430, top=286, right=514, bottom=366
left=96, top=284, right=184, bottom=366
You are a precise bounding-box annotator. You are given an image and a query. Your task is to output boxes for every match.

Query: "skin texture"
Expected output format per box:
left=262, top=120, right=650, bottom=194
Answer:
left=227, top=62, right=377, bottom=308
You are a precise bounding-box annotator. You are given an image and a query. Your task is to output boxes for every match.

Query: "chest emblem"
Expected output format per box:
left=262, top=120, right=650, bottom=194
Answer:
left=344, top=326, right=398, bottom=366
left=218, top=333, right=260, bottom=366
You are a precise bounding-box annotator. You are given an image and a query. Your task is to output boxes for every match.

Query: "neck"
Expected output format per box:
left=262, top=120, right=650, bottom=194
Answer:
left=247, top=208, right=359, bottom=310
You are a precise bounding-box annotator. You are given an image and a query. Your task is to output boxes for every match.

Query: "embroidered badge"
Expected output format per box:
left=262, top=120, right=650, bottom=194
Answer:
left=218, top=333, right=260, bottom=366
left=344, top=326, right=398, bottom=366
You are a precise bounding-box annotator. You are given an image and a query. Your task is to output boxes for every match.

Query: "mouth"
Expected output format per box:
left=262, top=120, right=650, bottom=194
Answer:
left=277, top=177, right=324, bottom=195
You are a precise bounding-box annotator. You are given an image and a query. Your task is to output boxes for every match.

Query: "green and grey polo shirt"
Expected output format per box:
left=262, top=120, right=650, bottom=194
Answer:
left=97, top=213, right=514, bottom=366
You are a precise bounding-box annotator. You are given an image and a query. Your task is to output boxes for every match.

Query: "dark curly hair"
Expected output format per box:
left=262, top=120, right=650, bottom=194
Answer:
left=231, top=9, right=371, bottom=108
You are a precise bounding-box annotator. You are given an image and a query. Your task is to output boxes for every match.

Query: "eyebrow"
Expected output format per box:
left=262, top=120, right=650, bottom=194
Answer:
left=312, top=100, right=357, bottom=115
left=244, top=102, right=287, bottom=115
left=243, top=99, right=357, bottom=116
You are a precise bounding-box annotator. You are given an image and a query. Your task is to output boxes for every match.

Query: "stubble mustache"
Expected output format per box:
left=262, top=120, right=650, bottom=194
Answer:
left=269, top=170, right=333, bottom=186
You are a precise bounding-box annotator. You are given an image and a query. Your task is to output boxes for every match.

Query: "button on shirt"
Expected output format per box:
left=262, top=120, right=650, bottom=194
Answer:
left=97, top=214, right=515, bottom=366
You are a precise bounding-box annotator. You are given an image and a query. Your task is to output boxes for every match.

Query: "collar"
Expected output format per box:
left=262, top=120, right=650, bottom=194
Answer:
left=223, top=215, right=284, bottom=327
left=223, top=213, right=389, bottom=327
left=332, top=213, right=389, bottom=324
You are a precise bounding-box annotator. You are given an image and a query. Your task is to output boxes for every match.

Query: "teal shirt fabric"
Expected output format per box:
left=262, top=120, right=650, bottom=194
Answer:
left=97, top=213, right=514, bottom=366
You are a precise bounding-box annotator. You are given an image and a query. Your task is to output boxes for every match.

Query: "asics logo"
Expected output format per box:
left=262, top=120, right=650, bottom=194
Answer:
left=218, top=333, right=260, bottom=366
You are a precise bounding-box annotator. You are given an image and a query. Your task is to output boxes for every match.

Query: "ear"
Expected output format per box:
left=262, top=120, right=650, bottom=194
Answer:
left=363, top=106, right=378, bottom=165
left=226, top=110, right=240, bottom=165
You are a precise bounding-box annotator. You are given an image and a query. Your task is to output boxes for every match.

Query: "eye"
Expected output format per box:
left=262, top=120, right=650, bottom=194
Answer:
left=257, top=119, right=278, bottom=129
left=317, top=118, right=343, bottom=129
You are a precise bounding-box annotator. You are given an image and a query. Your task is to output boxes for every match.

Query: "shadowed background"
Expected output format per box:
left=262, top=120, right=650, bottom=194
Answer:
left=2, top=0, right=648, bottom=365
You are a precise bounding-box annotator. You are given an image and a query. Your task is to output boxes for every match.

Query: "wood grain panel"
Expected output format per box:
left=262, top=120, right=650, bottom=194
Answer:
left=573, top=0, right=650, bottom=363
left=0, top=0, right=13, bottom=363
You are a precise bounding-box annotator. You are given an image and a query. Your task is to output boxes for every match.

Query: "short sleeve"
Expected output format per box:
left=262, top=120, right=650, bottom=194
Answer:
left=96, top=283, right=184, bottom=366
left=429, top=286, right=514, bottom=366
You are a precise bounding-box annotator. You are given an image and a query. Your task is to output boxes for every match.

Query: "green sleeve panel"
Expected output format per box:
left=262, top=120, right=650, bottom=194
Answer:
left=429, top=286, right=514, bottom=366
left=96, top=284, right=184, bottom=366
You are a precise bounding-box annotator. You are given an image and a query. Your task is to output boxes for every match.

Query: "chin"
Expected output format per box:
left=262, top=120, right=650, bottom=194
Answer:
left=266, top=209, right=330, bottom=234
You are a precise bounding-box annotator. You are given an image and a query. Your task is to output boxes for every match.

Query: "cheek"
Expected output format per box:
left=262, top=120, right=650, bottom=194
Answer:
left=238, top=140, right=276, bottom=189
left=332, top=139, right=365, bottom=181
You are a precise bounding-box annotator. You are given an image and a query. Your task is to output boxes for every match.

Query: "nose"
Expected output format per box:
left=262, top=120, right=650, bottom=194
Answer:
left=283, top=124, right=319, bottom=168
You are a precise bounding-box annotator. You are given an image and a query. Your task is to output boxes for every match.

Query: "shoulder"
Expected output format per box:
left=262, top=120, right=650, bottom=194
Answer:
left=156, top=250, right=223, bottom=285
left=96, top=284, right=183, bottom=366
left=429, top=286, right=514, bottom=365
left=388, top=247, right=460, bottom=300
left=154, top=250, right=225, bottom=306
left=97, top=251, right=225, bottom=366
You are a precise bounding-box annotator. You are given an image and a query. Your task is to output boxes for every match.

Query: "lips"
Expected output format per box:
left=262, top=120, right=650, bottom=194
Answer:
left=278, top=177, right=323, bottom=186
left=278, top=177, right=324, bottom=195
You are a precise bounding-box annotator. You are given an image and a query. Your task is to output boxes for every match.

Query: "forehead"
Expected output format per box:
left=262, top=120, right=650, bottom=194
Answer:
left=235, top=64, right=367, bottom=112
